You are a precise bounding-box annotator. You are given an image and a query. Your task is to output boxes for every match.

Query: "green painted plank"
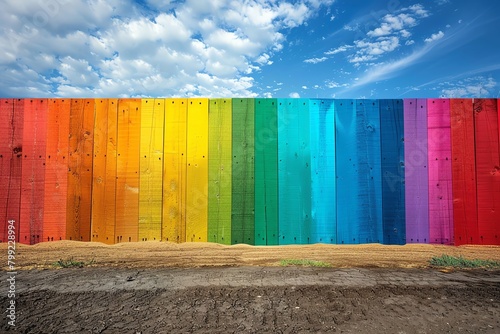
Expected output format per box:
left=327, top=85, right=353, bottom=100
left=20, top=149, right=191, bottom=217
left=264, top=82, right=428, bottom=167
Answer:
left=231, top=98, right=255, bottom=245
left=208, top=99, right=232, bottom=244
left=254, top=98, right=278, bottom=245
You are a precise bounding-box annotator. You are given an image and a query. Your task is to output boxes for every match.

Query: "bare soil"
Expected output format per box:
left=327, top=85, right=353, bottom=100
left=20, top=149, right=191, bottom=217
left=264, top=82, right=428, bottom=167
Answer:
left=1, top=242, right=499, bottom=333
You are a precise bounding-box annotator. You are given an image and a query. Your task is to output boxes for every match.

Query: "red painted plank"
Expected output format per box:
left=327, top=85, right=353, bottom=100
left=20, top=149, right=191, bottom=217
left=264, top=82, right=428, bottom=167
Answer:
left=43, top=99, right=70, bottom=242
left=66, top=99, right=94, bottom=242
left=450, top=99, right=477, bottom=245
left=427, top=99, right=453, bottom=244
left=20, top=99, right=48, bottom=244
left=474, top=99, right=500, bottom=245
left=0, top=99, right=23, bottom=243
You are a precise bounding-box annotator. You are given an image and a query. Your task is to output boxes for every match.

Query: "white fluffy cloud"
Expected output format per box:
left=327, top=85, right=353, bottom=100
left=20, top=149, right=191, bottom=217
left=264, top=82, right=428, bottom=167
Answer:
left=0, top=0, right=334, bottom=97
left=425, top=31, right=445, bottom=43
left=440, top=76, right=497, bottom=97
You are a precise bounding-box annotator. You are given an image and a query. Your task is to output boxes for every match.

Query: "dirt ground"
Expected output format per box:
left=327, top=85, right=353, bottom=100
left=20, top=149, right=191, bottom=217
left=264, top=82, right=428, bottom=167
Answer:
left=1, top=241, right=500, bottom=333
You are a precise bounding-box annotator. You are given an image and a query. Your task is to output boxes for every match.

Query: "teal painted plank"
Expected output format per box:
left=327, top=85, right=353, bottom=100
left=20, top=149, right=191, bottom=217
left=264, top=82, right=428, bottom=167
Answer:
left=254, top=98, right=278, bottom=245
left=277, top=99, right=312, bottom=244
left=380, top=99, right=406, bottom=245
left=310, top=99, right=336, bottom=243
left=231, top=98, right=255, bottom=245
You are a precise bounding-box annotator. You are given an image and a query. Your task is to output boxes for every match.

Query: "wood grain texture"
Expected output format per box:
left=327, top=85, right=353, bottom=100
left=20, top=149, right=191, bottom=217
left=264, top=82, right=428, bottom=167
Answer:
left=139, top=99, right=164, bottom=241
left=403, top=99, right=429, bottom=243
left=163, top=98, right=187, bottom=242
left=115, top=99, right=141, bottom=243
left=20, top=99, right=48, bottom=244
left=208, top=99, right=232, bottom=244
left=231, top=98, right=255, bottom=245
left=450, top=99, right=477, bottom=245
left=0, top=99, right=23, bottom=243
left=254, top=99, right=279, bottom=245
left=277, top=99, right=312, bottom=245
left=66, top=99, right=94, bottom=242
left=335, top=100, right=383, bottom=244
left=474, top=99, right=500, bottom=245
left=91, top=99, right=118, bottom=244
left=380, top=99, right=405, bottom=245
left=427, top=99, right=453, bottom=244
left=186, top=98, right=209, bottom=242
left=309, top=99, right=336, bottom=244
left=43, top=99, right=70, bottom=242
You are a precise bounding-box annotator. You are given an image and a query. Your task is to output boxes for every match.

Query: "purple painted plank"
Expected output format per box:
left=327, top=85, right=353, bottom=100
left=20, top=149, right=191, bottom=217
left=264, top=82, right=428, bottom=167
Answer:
left=404, top=99, right=429, bottom=243
left=427, top=99, right=453, bottom=244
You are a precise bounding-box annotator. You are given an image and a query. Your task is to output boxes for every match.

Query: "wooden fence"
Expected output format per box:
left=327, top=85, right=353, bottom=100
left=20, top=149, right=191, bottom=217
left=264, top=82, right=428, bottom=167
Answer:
left=1, top=98, right=499, bottom=245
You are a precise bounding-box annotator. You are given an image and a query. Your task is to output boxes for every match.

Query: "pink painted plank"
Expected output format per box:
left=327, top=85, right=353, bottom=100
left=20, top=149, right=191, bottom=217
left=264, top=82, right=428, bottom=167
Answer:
left=427, top=99, right=453, bottom=244
left=404, top=99, right=429, bottom=243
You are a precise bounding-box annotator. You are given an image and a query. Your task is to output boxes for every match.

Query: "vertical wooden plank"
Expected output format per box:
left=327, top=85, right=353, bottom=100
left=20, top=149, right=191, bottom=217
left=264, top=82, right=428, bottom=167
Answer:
left=277, top=99, right=312, bottom=244
left=43, top=99, right=70, bottom=242
left=163, top=98, right=187, bottom=243
left=335, top=100, right=382, bottom=244
left=254, top=98, right=279, bottom=245
left=186, top=98, right=209, bottom=242
left=380, top=99, right=405, bottom=245
left=66, top=99, right=94, bottom=242
left=208, top=98, right=232, bottom=244
left=231, top=98, right=255, bottom=245
left=404, top=99, right=429, bottom=243
left=91, top=99, right=118, bottom=244
left=105, top=99, right=118, bottom=243
left=139, top=98, right=164, bottom=241
left=309, top=99, right=336, bottom=244
left=0, top=99, right=23, bottom=243
left=427, top=99, right=453, bottom=244
left=450, top=99, right=477, bottom=245
left=20, top=99, right=48, bottom=244
left=115, top=99, right=141, bottom=243
left=335, top=100, right=357, bottom=244
left=474, top=98, right=500, bottom=245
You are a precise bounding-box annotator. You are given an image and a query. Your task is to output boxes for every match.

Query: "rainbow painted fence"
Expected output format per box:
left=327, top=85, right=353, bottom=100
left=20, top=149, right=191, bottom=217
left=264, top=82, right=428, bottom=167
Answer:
left=1, top=98, right=499, bottom=246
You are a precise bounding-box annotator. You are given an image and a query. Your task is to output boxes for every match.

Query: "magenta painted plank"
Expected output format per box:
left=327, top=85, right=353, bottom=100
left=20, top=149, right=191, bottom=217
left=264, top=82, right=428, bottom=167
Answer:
left=404, top=99, right=429, bottom=243
left=427, top=99, right=453, bottom=244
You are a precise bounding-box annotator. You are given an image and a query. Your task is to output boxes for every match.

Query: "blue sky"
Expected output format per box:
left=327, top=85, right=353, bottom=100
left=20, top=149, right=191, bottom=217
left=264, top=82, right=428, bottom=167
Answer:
left=1, top=0, right=499, bottom=98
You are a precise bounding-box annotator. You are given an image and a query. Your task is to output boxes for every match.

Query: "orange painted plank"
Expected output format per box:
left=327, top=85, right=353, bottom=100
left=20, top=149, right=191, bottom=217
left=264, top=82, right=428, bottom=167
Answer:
left=20, top=99, right=48, bottom=244
left=66, top=99, right=94, bottom=242
left=91, top=99, right=118, bottom=244
left=115, top=99, right=141, bottom=243
left=450, top=99, right=477, bottom=245
left=163, top=98, right=187, bottom=242
left=0, top=99, right=23, bottom=243
left=43, top=99, right=70, bottom=242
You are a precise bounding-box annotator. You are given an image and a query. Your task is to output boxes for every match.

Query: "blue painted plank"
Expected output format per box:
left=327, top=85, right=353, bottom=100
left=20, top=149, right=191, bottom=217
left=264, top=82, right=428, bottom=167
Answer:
left=309, top=99, right=336, bottom=243
left=335, top=100, right=383, bottom=244
left=277, top=99, right=312, bottom=244
left=380, top=99, right=406, bottom=245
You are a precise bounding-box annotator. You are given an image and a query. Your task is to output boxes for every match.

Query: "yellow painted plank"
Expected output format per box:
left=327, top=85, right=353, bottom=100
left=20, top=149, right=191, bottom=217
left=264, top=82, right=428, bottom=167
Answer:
left=163, top=98, right=187, bottom=242
left=186, top=98, right=209, bottom=242
left=115, top=99, right=141, bottom=243
left=139, top=98, right=164, bottom=241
